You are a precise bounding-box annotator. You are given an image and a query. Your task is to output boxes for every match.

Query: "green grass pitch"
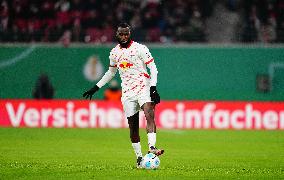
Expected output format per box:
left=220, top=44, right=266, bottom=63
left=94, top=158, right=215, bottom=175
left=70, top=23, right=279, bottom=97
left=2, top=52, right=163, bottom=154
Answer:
left=0, top=128, right=283, bottom=179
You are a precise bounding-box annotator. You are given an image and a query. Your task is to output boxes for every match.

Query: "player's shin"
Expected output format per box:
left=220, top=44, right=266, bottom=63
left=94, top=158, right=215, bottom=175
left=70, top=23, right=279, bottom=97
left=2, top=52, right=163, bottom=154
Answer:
left=131, top=142, right=143, bottom=158
left=132, top=142, right=143, bottom=168
left=147, top=132, right=164, bottom=156
left=147, top=132, right=156, bottom=148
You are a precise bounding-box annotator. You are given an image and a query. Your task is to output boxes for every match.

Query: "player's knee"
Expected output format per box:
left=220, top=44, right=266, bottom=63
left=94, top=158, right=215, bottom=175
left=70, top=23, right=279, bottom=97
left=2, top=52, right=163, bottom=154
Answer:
left=130, top=134, right=140, bottom=143
left=144, top=106, right=154, bottom=115
left=144, top=108, right=154, bottom=119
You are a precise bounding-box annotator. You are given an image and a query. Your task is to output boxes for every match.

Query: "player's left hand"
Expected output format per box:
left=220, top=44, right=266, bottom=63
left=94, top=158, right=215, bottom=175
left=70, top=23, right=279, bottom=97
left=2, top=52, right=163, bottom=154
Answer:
left=150, top=86, right=160, bottom=104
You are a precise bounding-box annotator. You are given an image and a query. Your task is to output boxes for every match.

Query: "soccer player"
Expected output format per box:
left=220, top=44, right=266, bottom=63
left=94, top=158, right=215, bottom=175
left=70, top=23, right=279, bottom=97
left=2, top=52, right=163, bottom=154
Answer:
left=83, top=22, right=164, bottom=168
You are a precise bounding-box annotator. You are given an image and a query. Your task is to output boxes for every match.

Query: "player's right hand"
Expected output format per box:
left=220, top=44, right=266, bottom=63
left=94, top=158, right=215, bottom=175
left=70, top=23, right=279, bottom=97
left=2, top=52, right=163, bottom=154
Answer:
left=83, top=85, right=99, bottom=100
left=150, top=86, right=160, bottom=104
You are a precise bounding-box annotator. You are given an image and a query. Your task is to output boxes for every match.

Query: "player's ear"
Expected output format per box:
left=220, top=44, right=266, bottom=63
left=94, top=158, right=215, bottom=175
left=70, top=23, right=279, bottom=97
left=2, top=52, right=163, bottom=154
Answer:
left=115, top=30, right=120, bottom=40
left=127, top=26, right=132, bottom=35
left=115, top=34, right=120, bottom=43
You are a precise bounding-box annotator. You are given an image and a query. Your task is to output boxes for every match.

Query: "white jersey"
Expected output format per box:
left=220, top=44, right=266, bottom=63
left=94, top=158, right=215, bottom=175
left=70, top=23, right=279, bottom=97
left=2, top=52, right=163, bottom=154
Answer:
left=109, top=41, right=154, bottom=101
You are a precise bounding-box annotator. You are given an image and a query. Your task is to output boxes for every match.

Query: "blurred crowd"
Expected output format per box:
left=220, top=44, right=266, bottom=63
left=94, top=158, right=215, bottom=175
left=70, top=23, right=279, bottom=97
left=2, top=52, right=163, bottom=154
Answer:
left=241, top=0, right=284, bottom=43
left=0, top=0, right=284, bottom=43
left=0, top=0, right=212, bottom=43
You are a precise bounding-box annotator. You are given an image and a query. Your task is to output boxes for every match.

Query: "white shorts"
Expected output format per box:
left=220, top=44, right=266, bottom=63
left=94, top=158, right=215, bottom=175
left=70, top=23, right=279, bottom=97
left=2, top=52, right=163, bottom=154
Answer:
left=122, top=92, right=152, bottom=117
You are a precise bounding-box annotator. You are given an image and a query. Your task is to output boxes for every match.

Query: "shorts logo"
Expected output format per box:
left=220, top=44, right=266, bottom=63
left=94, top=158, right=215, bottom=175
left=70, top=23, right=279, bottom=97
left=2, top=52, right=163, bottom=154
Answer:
left=119, top=61, right=133, bottom=70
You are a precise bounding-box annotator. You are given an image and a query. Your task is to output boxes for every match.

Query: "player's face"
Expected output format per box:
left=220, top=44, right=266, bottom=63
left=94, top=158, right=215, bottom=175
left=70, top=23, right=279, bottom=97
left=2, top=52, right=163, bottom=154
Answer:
left=116, top=27, right=131, bottom=45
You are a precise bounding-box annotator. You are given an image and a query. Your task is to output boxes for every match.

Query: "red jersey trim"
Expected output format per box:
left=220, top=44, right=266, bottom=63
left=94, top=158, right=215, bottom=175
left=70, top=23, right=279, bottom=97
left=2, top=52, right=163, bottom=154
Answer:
left=145, top=58, right=154, bottom=65
left=119, top=40, right=133, bottom=49
left=143, top=73, right=150, bottom=78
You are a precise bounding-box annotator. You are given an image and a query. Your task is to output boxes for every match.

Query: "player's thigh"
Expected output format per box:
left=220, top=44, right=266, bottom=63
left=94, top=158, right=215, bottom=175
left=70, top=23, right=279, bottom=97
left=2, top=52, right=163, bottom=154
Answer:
left=122, top=99, right=140, bottom=118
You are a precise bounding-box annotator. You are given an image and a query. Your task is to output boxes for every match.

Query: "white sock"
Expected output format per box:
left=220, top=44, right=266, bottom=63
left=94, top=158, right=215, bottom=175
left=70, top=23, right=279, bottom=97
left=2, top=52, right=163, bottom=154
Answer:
left=132, top=142, right=143, bottom=158
left=147, top=132, right=156, bottom=148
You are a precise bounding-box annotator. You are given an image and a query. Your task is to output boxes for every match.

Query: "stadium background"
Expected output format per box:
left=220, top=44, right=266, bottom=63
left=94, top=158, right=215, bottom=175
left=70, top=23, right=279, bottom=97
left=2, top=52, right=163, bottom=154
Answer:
left=1, top=0, right=284, bottom=101
left=0, top=45, right=284, bottom=100
left=0, top=0, right=284, bottom=179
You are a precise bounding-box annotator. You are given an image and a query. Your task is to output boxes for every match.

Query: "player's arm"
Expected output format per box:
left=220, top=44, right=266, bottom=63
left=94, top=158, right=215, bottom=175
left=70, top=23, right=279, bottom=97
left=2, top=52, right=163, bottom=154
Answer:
left=83, top=66, right=117, bottom=100
left=146, top=60, right=160, bottom=104
left=146, top=60, right=158, bottom=87
left=96, top=66, right=117, bottom=88
left=141, top=45, right=160, bottom=104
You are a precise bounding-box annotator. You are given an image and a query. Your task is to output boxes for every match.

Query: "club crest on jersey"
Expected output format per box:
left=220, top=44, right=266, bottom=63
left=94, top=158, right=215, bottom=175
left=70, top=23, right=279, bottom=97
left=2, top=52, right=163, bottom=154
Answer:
left=119, top=61, right=133, bottom=70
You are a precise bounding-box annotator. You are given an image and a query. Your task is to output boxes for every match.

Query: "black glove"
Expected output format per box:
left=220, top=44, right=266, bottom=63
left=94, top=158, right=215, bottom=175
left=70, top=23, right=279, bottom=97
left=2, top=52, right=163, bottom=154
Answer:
left=150, top=86, right=160, bottom=104
left=83, top=85, right=99, bottom=100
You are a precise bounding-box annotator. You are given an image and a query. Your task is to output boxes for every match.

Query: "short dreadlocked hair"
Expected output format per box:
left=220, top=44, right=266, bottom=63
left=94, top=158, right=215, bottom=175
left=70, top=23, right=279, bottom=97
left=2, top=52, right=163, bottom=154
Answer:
left=117, top=22, right=131, bottom=31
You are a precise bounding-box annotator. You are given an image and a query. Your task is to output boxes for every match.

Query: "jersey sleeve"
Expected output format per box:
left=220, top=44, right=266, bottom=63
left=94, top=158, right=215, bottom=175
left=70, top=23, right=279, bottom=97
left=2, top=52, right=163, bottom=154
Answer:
left=140, top=45, right=154, bottom=65
left=140, top=45, right=158, bottom=86
left=109, top=50, right=117, bottom=67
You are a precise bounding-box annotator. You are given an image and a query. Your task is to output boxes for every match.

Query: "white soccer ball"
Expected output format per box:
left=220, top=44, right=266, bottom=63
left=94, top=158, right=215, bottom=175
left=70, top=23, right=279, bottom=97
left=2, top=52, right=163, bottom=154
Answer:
left=142, top=153, right=160, bottom=170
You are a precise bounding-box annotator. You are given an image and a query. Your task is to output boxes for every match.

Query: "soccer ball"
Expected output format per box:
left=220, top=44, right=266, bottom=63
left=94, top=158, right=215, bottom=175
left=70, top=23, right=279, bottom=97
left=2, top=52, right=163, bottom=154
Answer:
left=142, top=153, right=160, bottom=169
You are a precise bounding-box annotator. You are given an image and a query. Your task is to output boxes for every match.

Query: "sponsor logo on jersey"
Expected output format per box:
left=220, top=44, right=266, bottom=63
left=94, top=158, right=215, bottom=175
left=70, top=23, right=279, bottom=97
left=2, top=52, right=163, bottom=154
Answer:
left=119, top=61, right=133, bottom=70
